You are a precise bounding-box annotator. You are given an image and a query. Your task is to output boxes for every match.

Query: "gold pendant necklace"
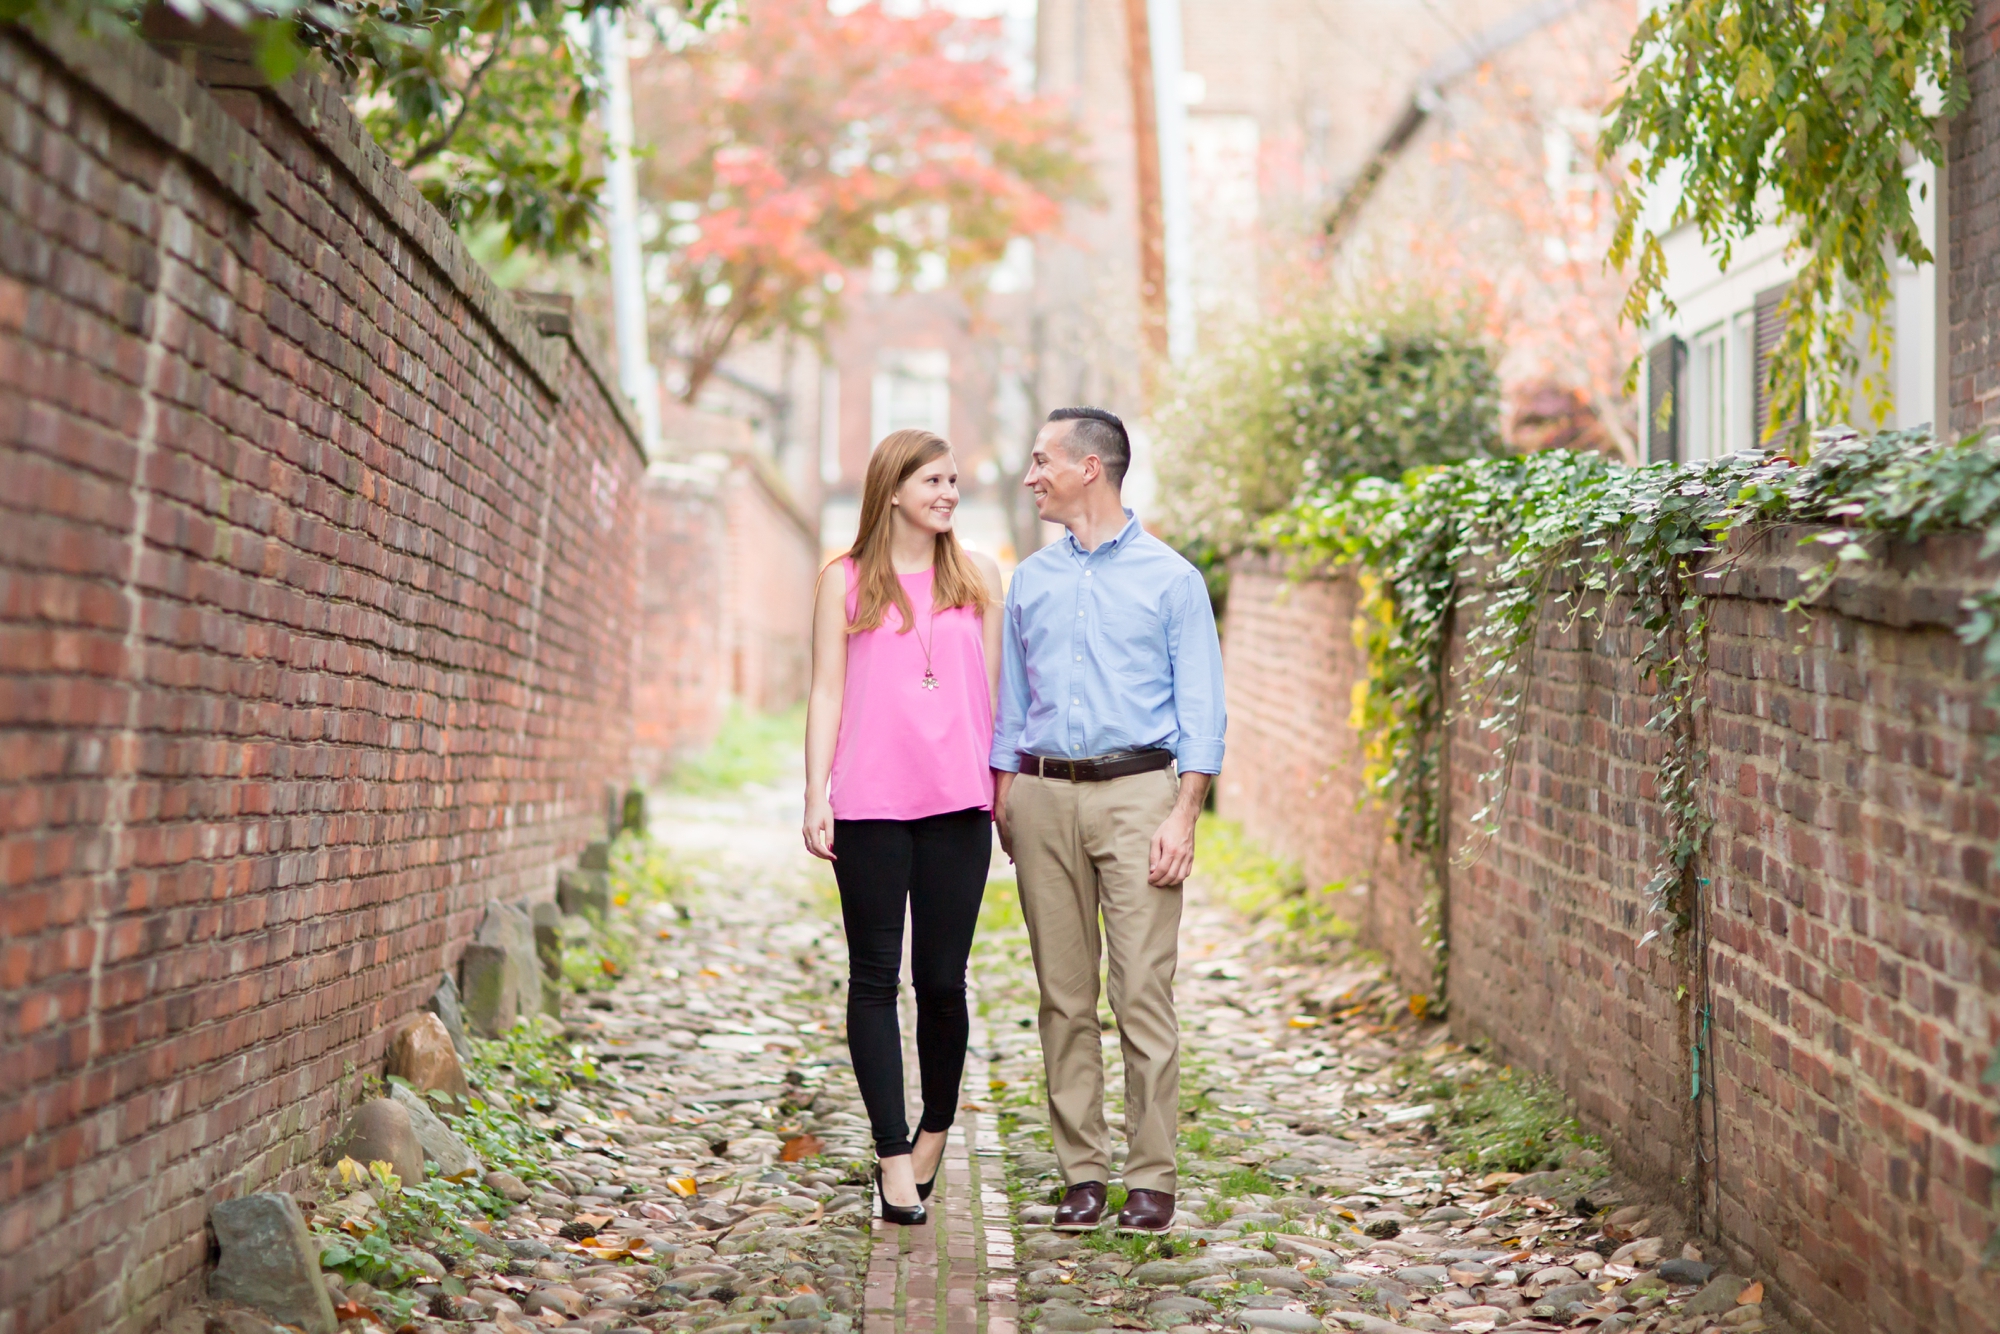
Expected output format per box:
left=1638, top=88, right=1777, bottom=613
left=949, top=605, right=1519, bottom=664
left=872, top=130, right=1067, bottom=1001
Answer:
left=915, top=596, right=940, bottom=690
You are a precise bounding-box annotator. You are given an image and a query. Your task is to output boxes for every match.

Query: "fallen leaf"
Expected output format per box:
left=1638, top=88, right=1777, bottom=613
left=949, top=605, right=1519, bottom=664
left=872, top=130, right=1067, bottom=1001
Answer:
left=666, top=1177, right=700, bottom=1197
left=1288, top=1015, right=1319, bottom=1028
left=1478, top=1172, right=1525, bottom=1190
left=1738, top=1281, right=1763, bottom=1305
left=332, top=1299, right=373, bottom=1320
left=779, top=1134, right=826, bottom=1162
left=574, top=1212, right=614, bottom=1228
left=462, top=1219, right=493, bottom=1234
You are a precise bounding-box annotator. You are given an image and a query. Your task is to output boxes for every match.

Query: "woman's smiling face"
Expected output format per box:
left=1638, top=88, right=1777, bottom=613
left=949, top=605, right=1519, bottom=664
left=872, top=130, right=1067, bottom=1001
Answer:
left=895, top=451, right=961, bottom=534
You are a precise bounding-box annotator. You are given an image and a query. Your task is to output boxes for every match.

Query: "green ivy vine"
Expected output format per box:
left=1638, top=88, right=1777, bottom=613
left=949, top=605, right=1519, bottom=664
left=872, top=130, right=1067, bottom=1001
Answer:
left=1602, top=0, right=1969, bottom=446
left=1277, top=427, right=2000, bottom=936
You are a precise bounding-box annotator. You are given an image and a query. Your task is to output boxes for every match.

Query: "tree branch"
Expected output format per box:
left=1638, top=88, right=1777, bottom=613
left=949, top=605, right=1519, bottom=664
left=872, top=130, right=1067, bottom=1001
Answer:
left=402, top=18, right=512, bottom=171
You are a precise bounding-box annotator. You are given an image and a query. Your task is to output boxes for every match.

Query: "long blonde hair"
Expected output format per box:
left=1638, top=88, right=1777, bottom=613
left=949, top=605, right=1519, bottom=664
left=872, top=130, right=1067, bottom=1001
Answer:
left=843, top=429, right=989, bottom=633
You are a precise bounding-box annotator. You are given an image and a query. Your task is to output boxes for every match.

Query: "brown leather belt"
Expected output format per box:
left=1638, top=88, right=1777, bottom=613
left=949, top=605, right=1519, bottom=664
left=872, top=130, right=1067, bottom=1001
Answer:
left=1016, top=749, right=1175, bottom=782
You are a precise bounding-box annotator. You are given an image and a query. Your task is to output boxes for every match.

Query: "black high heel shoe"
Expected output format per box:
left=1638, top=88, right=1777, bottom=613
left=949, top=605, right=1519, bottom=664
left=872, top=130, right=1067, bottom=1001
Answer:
left=914, top=1132, right=942, bottom=1200
left=874, top=1163, right=927, bottom=1225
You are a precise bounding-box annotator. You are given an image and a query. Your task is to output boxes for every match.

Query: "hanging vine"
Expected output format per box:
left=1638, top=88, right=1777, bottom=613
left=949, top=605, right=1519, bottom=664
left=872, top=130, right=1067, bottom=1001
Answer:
left=1276, top=427, right=2000, bottom=936
left=1601, top=0, right=1970, bottom=447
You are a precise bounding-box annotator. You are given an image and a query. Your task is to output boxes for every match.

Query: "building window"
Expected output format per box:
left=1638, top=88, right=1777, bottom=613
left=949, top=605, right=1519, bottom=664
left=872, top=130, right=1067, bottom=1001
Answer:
left=871, top=349, right=951, bottom=444
left=1646, top=336, right=1685, bottom=463
left=1686, top=324, right=1728, bottom=461
left=1752, top=282, right=1793, bottom=443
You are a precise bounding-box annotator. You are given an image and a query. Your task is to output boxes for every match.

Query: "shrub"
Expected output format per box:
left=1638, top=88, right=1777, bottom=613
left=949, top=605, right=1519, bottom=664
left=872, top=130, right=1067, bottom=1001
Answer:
left=1156, top=307, right=1505, bottom=576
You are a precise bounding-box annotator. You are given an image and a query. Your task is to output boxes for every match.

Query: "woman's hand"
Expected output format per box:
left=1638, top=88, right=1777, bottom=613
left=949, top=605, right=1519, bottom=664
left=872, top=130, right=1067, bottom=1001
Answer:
left=803, top=796, right=837, bottom=861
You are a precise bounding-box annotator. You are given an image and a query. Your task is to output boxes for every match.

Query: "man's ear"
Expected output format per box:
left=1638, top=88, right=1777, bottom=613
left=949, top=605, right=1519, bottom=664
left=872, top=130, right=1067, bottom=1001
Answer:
left=1080, top=454, right=1102, bottom=485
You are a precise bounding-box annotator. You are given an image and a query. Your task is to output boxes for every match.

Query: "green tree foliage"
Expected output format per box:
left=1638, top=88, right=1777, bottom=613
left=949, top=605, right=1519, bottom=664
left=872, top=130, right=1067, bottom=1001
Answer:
left=1155, top=310, right=1505, bottom=591
left=5, top=0, right=722, bottom=258
left=1602, top=0, right=1970, bottom=449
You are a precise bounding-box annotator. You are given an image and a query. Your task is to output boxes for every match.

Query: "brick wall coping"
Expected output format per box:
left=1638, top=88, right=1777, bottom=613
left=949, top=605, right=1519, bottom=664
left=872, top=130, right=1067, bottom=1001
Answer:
left=19, top=13, right=647, bottom=464
left=16, top=15, right=263, bottom=215
left=1232, top=521, right=1998, bottom=633
left=513, top=290, right=647, bottom=458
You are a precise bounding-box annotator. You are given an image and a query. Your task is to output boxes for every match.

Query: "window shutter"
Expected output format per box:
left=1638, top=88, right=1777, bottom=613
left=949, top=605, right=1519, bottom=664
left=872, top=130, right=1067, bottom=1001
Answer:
left=1646, top=336, right=1685, bottom=464
left=1753, top=283, right=1791, bottom=442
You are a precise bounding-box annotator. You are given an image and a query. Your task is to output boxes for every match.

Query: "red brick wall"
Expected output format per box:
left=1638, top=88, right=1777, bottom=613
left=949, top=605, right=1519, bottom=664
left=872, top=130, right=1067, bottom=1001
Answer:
left=1216, top=555, right=1433, bottom=988
left=632, top=452, right=816, bottom=782
left=0, top=24, right=644, bottom=1334
left=718, top=455, right=816, bottom=713
left=1219, top=532, right=2000, bottom=1334
left=635, top=466, right=727, bottom=777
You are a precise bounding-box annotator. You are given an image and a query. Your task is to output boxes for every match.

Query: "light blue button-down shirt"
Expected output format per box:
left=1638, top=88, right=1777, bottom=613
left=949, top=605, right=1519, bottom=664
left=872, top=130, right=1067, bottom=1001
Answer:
left=990, top=511, right=1226, bottom=775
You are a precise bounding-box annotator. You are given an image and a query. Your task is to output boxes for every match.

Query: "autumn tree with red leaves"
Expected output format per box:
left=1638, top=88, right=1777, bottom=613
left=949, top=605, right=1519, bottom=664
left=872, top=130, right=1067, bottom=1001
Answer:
left=631, top=0, right=1086, bottom=402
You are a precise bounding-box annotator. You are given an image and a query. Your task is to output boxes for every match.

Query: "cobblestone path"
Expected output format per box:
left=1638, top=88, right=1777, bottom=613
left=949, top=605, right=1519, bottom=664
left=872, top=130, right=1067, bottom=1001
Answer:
left=369, top=774, right=1772, bottom=1334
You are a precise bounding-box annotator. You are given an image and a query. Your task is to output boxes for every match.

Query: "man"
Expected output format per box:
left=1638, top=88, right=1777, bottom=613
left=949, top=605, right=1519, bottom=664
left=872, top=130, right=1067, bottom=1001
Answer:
left=991, top=406, right=1225, bottom=1233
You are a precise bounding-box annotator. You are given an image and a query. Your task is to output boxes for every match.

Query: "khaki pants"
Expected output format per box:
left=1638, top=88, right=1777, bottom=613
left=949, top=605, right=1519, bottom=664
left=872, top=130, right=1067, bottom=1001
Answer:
left=1010, top=766, right=1182, bottom=1194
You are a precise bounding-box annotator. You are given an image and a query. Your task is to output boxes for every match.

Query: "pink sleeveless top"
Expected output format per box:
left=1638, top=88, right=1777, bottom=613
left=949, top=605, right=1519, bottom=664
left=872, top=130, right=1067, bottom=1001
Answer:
left=829, top=559, right=994, bottom=820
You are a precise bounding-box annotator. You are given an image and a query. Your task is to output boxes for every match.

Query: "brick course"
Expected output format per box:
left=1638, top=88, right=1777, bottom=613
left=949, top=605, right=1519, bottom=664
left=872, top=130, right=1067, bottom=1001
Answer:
left=1220, top=534, right=2000, bottom=1334
left=0, top=23, right=642, bottom=1334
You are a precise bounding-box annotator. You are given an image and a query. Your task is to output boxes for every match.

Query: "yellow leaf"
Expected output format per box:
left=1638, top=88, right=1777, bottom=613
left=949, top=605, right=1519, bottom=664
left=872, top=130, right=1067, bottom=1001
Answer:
left=1737, top=1281, right=1763, bottom=1305
left=666, top=1177, right=700, bottom=1197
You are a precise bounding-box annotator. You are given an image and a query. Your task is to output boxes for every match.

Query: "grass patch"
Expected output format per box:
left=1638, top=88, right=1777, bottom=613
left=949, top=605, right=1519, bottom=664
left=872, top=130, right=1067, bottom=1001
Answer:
left=1194, top=816, right=1357, bottom=949
left=1424, top=1065, right=1596, bottom=1173
left=979, top=877, right=1023, bottom=933
left=1214, top=1166, right=1280, bottom=1199
left=669, top=703, right=804, bottom=793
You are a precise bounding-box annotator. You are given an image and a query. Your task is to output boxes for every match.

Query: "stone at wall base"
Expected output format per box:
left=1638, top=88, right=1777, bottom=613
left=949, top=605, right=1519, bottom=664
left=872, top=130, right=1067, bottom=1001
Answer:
left=425, top=974, right=475, bottom=1063
left=386, top=1011, right=471, bottom=1101
left=325, top=1098, right=425, bottom=1186
left=387, top=1081, right=480, bottom=1177
left=557, top=868, right=610, bottom=922
left=207, top=1193, right=338, bottom=1334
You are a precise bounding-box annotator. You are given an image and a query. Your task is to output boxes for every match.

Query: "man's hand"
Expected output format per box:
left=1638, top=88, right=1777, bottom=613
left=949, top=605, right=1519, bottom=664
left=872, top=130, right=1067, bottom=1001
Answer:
left=1147, top=808, right=1196, bottom=886
left=1148, top=771, right=1209, bottom=886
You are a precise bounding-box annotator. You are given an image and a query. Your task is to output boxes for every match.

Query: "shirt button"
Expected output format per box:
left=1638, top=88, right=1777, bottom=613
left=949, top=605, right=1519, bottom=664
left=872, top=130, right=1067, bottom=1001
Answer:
left=1085, top=570, right=1092, bottom=577
left=1072, top=698, right=1079, bottom=704
left=1075, top=655, right=1082, bottom=661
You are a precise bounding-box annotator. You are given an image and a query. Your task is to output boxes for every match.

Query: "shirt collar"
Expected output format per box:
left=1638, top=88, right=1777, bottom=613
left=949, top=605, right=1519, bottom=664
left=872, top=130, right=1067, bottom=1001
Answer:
left=1066, top=509, right=1141, bottom=559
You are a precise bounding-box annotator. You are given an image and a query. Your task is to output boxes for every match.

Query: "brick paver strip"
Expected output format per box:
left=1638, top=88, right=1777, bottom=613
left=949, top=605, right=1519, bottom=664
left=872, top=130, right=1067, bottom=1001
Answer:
left=863, top=991, right=1016, bottom=1334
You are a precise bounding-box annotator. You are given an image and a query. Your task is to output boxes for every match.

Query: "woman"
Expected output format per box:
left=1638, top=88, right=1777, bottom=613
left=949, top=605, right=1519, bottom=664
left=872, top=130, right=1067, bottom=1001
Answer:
left=803, top=429, right=1004, bottom=1225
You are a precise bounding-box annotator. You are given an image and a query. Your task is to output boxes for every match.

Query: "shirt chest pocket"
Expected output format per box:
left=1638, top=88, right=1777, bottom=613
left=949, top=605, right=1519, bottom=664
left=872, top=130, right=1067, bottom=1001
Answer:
left=1086, top=598, right=1166, bottom=678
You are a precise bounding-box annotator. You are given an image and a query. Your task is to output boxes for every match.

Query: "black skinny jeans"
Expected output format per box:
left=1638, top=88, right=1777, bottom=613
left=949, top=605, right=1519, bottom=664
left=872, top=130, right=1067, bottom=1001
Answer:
left=831, top=807, right=991, bottom=1159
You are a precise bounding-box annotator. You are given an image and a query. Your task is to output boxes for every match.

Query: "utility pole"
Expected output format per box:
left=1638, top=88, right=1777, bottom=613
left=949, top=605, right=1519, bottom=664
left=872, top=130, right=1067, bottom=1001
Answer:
left=593, top=9, right=661, bottom=456
left=1149, top=0, right=1193, bottom=365
left=1122, top=0, right=1168, bottom=369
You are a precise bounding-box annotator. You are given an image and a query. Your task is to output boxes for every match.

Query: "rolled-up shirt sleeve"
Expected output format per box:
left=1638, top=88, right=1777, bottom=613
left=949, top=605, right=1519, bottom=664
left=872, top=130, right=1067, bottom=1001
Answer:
left=989, top=588, right=1028, bottom=772
left=1166, top=568, right=1226, bottom=774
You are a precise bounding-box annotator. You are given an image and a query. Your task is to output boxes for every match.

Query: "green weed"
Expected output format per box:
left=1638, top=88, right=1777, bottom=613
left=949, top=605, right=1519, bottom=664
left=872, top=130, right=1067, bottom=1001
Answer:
left=1214, top=1167, right=1279, bottom=1199
left=1428, top=1066, right=1595, bottom=1173
left=669, top=704, right=804, bottom=792
left=1193, top=817, right=1356, bottom=950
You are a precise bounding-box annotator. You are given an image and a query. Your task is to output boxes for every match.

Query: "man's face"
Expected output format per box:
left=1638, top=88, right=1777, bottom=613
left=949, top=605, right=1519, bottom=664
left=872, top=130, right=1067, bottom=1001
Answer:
left=1024, top=421, right=1089, bottom=524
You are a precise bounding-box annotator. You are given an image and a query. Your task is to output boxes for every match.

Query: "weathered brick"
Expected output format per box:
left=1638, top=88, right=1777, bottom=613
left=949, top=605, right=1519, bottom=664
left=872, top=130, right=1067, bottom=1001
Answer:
left=0, top=24, right=642, bottom=1334
left=1222, top=528, right=2000, bottom=1334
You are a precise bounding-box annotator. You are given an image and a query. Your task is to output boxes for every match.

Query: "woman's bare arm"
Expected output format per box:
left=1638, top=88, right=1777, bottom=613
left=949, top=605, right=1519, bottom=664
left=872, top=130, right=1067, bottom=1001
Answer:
left=802, top=561, right=849, bottom=860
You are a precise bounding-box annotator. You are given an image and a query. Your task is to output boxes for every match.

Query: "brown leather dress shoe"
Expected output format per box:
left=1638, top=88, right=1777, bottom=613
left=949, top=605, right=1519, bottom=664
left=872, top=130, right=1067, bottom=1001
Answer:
left=1117, top=1187, right=1176, bottom=1233
left=1052, top=1181, right=1107, bottom=1231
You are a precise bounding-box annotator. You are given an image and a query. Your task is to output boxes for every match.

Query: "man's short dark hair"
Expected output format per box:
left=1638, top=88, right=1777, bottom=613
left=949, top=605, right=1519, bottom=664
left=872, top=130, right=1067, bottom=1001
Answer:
left=1047, top=407, right=1130, bottom=487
